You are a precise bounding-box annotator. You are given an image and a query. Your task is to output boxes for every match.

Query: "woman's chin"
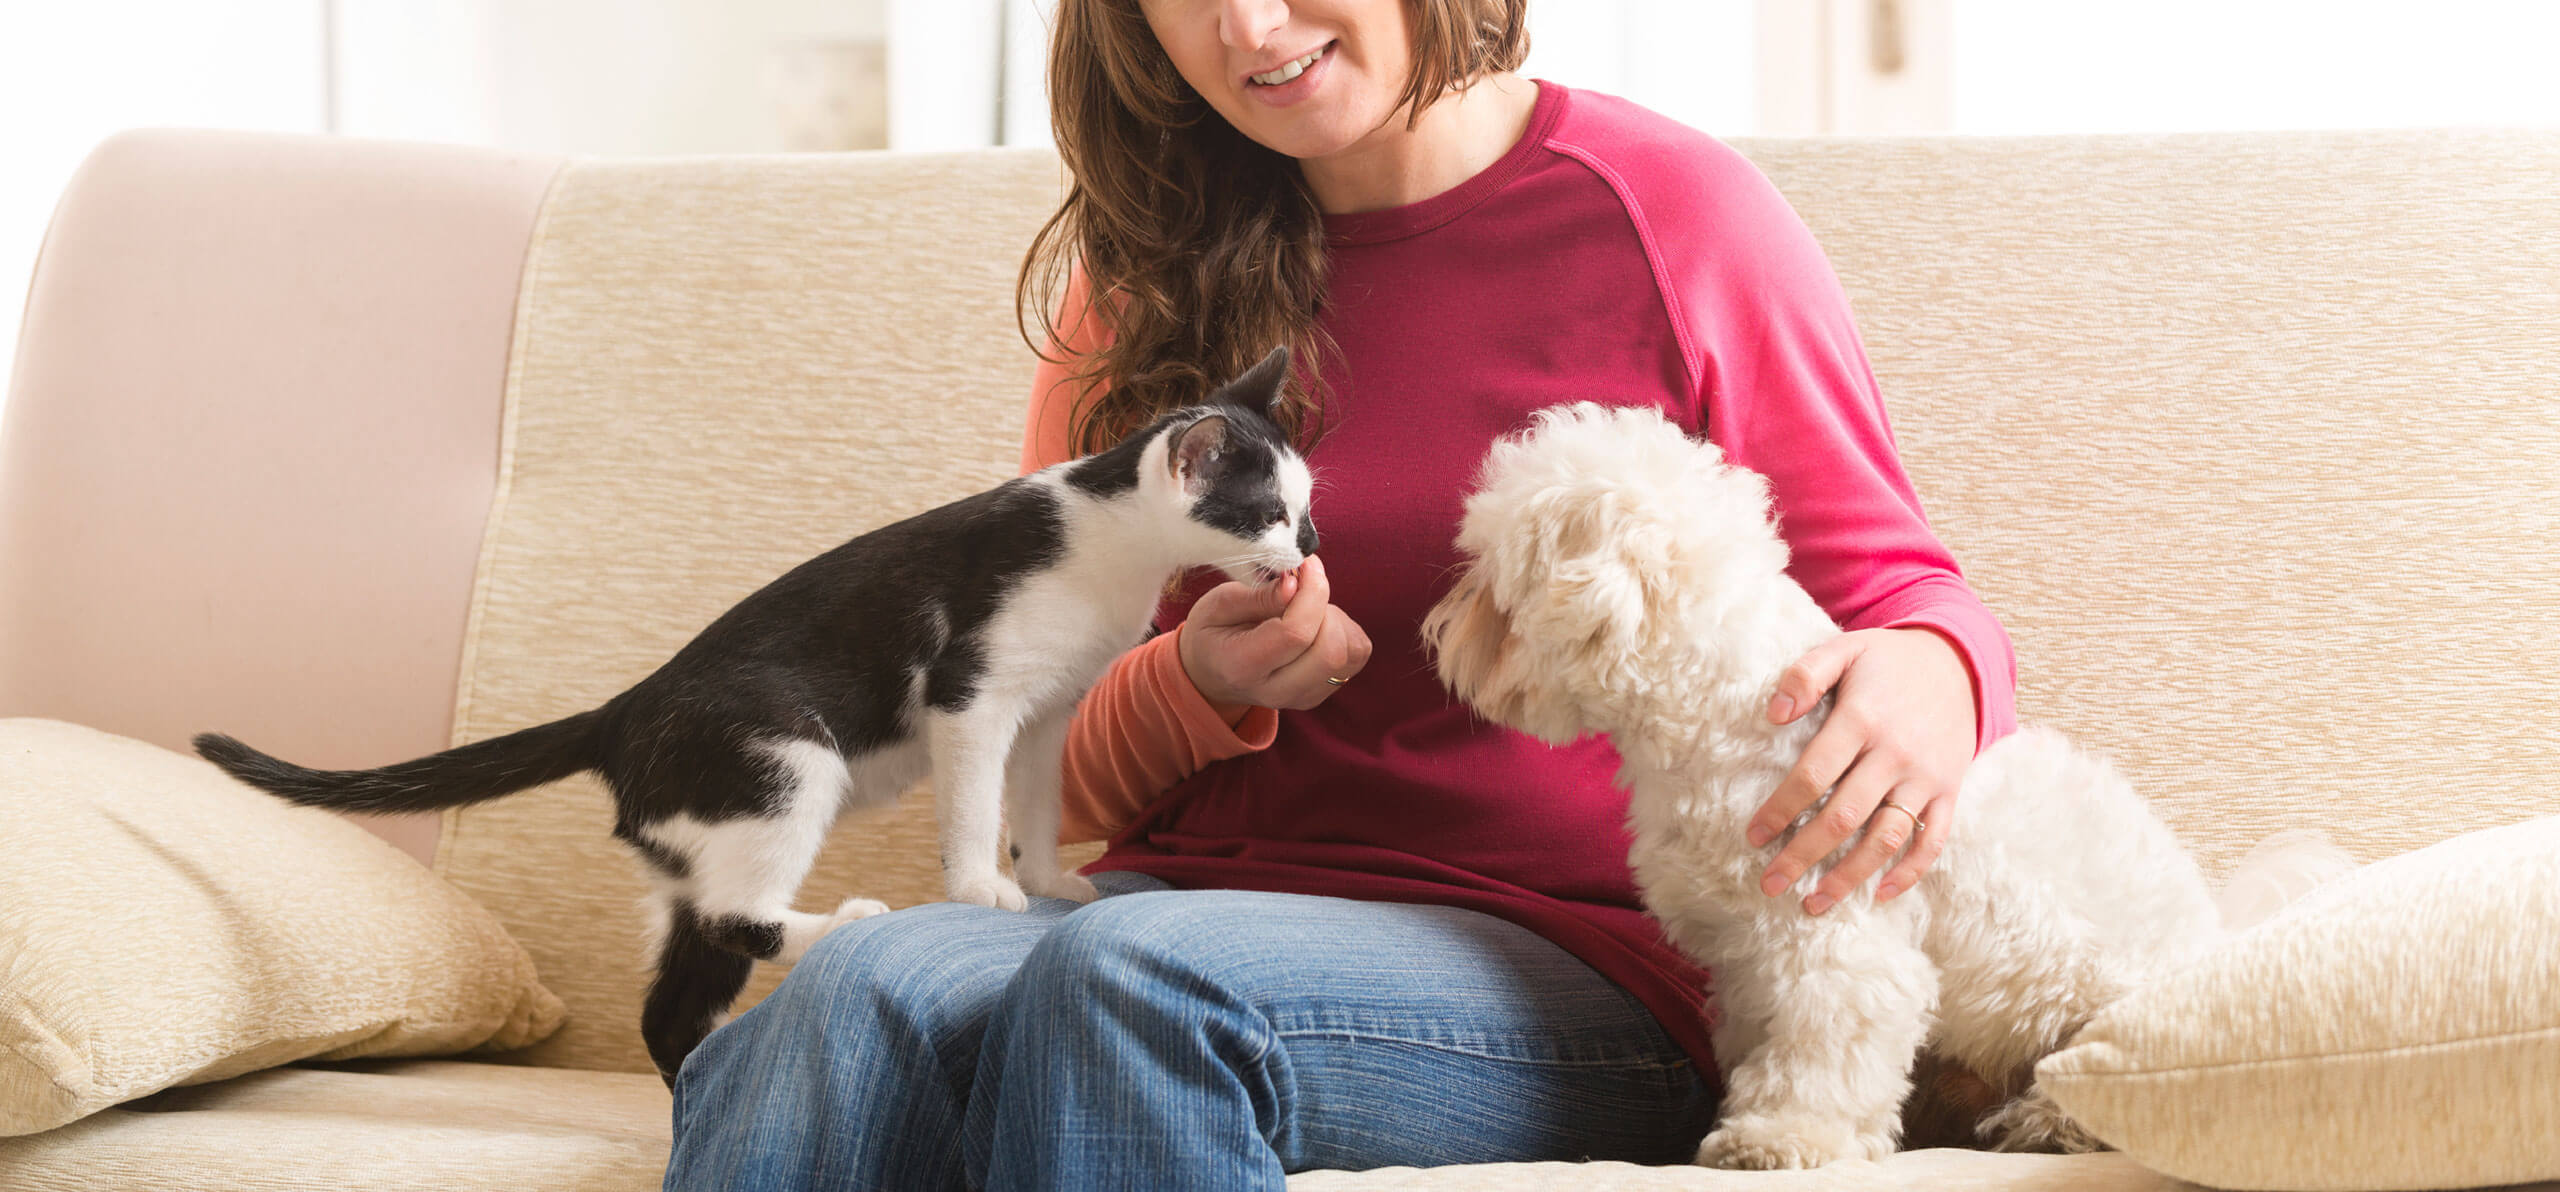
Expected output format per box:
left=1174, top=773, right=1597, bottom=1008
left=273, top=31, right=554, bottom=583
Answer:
left=1229, top=115, right=1360, bottom=163
left=1220, top=92, right=1390, bottom=163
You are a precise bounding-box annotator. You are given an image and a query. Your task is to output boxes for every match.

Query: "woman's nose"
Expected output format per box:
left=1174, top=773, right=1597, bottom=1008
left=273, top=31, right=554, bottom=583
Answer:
left=1218, top=0, right=1288, bottom=52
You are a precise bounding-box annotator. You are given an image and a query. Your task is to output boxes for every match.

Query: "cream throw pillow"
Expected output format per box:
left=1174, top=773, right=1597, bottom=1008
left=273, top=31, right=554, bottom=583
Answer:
left=0, top=718, right=565, bottom=1136
left=2038, top=814, right=2560, bottom=1191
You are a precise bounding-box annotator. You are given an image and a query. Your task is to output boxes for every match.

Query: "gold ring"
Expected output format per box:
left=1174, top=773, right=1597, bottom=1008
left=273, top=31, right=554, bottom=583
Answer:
left=1872, top=800, right=1923, bottom=833
left=1324, top=676, right=1348, bottom=686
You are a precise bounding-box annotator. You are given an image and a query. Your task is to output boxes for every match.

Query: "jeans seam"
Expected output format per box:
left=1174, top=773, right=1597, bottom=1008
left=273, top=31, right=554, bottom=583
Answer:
left=1273, top=1027, right=1694, bottom=1071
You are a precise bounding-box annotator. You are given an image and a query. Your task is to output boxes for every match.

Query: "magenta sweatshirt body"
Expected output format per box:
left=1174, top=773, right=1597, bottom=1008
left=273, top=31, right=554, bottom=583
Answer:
left=1080, top=81, right=2018, bottom=1077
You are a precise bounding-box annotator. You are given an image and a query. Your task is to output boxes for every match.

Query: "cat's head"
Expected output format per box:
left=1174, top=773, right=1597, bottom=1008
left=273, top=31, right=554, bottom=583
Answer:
left=1074, top=346, right=1318, bottom=584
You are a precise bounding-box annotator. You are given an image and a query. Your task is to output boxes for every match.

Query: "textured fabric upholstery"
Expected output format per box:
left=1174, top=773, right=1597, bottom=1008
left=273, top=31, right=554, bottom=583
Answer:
left=2039, top=814, right=2560, bottom=1189
left=0, top=1060, right=668, bottom=1192
left=0, top=720, right=561, bottom=1136
left=1747, top=131, right=2560, bottom=882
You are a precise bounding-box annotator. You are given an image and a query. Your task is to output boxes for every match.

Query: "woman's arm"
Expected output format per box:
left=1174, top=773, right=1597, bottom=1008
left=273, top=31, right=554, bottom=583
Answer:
left=1667, top=146, right=2017, bottom=911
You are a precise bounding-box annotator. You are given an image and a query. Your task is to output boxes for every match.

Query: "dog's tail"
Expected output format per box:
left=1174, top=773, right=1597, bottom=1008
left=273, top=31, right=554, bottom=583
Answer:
left=2215, top=828, right=2359, bottom=932
left=192, top=709, right=604, bottom=815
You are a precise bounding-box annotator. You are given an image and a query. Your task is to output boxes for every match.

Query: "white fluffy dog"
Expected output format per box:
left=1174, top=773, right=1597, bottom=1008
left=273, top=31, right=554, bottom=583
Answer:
left=1421, top=403, right=2231, bottom=1168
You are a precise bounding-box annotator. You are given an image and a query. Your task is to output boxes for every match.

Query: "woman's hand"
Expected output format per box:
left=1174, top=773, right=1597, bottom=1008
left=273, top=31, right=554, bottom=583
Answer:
left=1177, top=556, right=1373, bottom=715
left=1744, top=627, right=1978, bottom=914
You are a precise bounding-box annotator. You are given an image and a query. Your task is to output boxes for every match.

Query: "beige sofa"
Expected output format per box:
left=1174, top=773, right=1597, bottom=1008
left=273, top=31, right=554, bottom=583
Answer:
left=3, top=125, right=2556, bottom=1191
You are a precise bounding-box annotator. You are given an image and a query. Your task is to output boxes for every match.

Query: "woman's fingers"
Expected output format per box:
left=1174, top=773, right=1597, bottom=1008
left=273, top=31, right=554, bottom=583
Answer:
left=1876, top=800, right=1954, bottom=903
left=1746, top=708, right=1862, bottom=850
left=1760, top=741, right=1896, bottom=902
left=1745, top=628, right=1975, bottom=913
left=1234, top=556, right=1328, bottom=672
left=1263, top=605, right=1372, bottom=708
left=1179, top=557, right=1372, bottom=710
left=1768, top=634, right=1862, bottom=725
left=1807, top=783, right=1930, bottom=913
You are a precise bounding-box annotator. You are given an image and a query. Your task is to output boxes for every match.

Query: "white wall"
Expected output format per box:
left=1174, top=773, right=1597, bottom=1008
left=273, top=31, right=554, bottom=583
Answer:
left=1525, top=0, right=1756, bottom=135
left=1952, top=0, right=2560, bottom=134
left=335, top=0, right=888, bottom=155
left=889, top=0, right=1005, bottom=150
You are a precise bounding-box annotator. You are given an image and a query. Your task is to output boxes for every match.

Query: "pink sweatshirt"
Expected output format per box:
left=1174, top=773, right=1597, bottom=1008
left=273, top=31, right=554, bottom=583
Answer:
left=1019, top=82, right=2016, bottom=1079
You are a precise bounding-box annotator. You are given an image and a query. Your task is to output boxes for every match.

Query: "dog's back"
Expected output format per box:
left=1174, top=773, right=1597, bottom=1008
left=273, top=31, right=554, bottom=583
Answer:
left=1938, top=725, right=2224, bottom=977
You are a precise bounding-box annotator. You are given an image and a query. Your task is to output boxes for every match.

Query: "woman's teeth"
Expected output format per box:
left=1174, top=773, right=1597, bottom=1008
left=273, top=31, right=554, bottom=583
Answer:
left=1252, top=47, right=1324, bottom=86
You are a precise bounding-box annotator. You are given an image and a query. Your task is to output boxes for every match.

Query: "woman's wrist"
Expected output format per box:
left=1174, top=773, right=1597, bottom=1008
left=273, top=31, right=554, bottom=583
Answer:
left=1885, top=625, right=1980, bottom=753
left=1172, top=623, right=1256, bottom=727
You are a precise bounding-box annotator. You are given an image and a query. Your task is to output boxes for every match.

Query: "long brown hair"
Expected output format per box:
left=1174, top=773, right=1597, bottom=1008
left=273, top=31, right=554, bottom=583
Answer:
left=1018, top=0, right=1530, bottom=456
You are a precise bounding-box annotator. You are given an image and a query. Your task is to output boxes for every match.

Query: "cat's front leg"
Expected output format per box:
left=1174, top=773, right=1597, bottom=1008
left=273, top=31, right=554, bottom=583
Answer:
left=926, top=704, right=1030, bottom=911
left=1005, top=708, right=1098, bottom=904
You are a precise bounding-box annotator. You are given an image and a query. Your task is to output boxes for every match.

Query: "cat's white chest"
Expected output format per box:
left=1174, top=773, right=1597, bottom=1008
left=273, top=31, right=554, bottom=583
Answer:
left=978, top=549, right=1165, bottom=708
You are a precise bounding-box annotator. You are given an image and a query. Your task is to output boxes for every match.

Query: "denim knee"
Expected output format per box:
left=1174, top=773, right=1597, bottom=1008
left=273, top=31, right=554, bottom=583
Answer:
left=962, top=891, right=1303, bottom=1189
left=783, top=901, right=1005, bottom=1035
left=1014, top=892, right=1222, bottom=994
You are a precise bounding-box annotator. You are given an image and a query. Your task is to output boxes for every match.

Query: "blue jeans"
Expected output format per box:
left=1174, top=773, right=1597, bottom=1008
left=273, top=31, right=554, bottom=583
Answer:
left=664, top=871, right=1717, bottom=1191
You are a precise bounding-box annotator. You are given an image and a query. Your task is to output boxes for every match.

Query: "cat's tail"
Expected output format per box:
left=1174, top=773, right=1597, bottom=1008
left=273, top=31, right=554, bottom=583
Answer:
left=2215, top=828, right=2359, bottom=932
left=193, top=709, right=604, bottom=815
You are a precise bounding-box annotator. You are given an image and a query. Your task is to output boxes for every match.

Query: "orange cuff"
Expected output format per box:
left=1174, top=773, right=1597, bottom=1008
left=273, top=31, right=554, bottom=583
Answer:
left=1055, top=626, right=1279, bottom=844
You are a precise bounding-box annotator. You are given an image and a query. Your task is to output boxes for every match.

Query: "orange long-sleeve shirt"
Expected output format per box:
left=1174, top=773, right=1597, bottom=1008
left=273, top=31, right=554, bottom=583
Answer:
left=1017, top=282, right=1279, bottom=845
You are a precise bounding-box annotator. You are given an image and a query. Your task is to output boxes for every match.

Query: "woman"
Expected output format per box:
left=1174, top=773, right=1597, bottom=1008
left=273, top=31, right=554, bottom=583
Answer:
left=664, top=1, right=2011, bottom=1187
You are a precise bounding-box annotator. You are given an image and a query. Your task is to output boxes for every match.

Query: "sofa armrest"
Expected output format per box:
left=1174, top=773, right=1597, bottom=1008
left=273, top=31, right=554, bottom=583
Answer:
left=0, top=130, right=561, bottom=865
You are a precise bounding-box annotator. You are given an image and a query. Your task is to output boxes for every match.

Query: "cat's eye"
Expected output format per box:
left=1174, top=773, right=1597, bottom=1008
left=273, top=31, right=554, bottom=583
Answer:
left=1265, top=507, right=1288, bottom=527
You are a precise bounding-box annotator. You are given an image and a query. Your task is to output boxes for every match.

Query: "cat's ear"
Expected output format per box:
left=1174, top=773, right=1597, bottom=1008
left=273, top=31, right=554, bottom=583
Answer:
left=1214, top=345, right=1290, bottom=418
left=1170, top=413, right=1230, bottom=496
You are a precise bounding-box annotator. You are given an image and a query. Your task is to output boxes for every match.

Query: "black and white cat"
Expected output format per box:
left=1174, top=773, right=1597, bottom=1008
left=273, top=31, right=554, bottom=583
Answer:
left=194, top=347, right=1318, bottom=1082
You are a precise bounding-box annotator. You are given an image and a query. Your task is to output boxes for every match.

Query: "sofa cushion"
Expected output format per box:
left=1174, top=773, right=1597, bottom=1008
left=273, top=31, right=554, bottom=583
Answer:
left=2037, top=814, right=2560, bottom=1190
left=1285, top=1150, right=2188, bottom=1190
left=0, top=1057, right=2184, bottom=1192
left=0, top=1059, right=666, bottom=1192
left=0, top=720, right=564, bottom=1136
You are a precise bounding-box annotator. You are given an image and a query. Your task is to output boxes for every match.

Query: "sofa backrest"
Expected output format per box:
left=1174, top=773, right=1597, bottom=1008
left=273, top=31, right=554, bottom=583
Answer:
left=9, top=129, right=2556, bottom=1076
left=1754, top=130, right=2560, bottom=880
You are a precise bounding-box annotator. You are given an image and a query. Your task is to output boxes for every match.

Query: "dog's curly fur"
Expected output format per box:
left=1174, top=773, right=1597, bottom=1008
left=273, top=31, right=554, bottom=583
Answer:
left=1422, top=403, right=2233, bottom=1168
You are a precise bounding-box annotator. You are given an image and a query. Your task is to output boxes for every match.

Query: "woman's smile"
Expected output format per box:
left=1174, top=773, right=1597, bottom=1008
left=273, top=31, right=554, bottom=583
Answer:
left=1241, top=39, right=1335, bottom=107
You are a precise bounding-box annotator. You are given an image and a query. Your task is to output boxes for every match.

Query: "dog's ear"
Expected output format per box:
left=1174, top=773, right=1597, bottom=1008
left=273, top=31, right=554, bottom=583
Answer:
left=1423, top=569, right=1517, bottom=716
left=1527, top=488, right=1674, bottom=656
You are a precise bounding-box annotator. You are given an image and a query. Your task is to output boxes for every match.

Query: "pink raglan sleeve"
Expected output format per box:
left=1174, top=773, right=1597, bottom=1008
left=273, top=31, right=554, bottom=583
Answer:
left=1656, top=139, right=2018, bottom=753
left=1021, top=271, right=1280, bottom=844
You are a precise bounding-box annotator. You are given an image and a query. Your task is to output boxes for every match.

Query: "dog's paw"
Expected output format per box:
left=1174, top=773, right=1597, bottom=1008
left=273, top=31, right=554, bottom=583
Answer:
left=1979, top=1088, right=2108, bottom=1154
left=947, top=872, right=1030, bottom=912
left=1022, top=871, right=1100, bottom=905
left=1696, top=1114, right=1891, bottom=1170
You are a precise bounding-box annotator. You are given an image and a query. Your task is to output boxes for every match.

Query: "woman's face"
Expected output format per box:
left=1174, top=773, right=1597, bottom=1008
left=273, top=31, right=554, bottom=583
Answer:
left=1139, top=0, right=1414, bottom=162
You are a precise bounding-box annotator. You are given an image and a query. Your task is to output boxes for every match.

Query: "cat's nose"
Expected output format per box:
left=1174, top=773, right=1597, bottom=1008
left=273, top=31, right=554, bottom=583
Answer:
left=1296, top=519, right=1319, bottom=557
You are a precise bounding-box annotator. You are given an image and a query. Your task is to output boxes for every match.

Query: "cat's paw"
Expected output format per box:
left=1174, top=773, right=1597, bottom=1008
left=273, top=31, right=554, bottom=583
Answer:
left=947, top=872, right=1029, bottom=912
left=1696, top=1113, right=1890, bottom=1170
left=826, top=897, right=890, bottom=929
left=1022, top=871, right=1100, bottom=904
